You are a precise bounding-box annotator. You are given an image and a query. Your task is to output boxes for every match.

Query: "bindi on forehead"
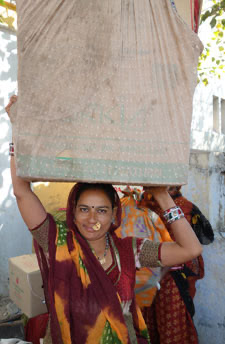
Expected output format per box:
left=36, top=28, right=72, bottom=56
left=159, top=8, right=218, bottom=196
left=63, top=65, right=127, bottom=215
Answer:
left=78, top=204, right=110, bottom=209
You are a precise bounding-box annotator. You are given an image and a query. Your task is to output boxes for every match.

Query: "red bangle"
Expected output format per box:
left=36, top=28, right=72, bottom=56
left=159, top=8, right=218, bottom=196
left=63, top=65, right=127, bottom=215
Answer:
left=9, top=142, right=14, bottom=156
left=158, top=242, right=163, bottom=263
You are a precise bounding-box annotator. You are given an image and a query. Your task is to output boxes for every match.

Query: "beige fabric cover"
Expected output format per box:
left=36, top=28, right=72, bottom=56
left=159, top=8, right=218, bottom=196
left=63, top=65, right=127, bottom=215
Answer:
left=14, top=0, right=203, bottom=185
left=174, top=0, right=203, bottom=31
left=174, top=0, right=194, bottom=29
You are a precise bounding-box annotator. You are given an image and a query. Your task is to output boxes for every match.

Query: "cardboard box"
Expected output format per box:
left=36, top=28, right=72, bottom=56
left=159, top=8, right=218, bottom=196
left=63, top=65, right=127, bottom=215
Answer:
left=9, top=254, right=47, bottom=318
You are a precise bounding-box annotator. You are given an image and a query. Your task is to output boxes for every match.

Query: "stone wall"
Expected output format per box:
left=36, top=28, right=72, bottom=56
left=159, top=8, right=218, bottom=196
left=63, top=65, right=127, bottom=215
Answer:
left=182, top=150, right=225, bottom=344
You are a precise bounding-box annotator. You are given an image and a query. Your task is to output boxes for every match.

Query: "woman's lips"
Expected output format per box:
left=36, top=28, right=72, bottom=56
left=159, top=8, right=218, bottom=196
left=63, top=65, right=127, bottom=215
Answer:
left=85, top=226, right=96, bottom=233
left=84, top=225, right=100, bottom=233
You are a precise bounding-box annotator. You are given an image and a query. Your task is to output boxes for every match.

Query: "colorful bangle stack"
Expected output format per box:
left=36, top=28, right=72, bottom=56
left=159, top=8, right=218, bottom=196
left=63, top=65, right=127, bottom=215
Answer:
left=9, top=142, right=14, bottom=156
left=163, top=206, right=184, bottom=224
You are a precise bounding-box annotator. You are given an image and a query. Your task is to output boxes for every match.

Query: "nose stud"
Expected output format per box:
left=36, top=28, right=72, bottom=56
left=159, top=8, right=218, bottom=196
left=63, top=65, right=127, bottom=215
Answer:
left=93, top=222, right=101, bottom=231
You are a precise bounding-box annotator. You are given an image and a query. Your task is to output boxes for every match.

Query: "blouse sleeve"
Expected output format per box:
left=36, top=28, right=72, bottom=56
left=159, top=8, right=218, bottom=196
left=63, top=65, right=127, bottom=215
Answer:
left=30, top=215, right=50, bottom=252
left=135, top=238, right=163, bottom=268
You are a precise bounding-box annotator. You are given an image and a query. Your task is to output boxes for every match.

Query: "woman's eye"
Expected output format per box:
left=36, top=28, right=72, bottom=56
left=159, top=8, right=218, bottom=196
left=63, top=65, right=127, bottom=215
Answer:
left=80, top=207, right=88, bottom=213
left=97, top=208, right=107, bottom=214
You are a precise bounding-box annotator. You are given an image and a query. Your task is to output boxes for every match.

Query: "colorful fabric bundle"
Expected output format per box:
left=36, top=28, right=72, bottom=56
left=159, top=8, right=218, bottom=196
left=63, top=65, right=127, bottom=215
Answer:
left=116, top=189, right=172, bottom=308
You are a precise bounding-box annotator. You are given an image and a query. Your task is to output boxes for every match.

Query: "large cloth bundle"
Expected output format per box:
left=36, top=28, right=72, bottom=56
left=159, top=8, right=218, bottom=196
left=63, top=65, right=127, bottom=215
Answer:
left=14, top=0, right=203, bottom=184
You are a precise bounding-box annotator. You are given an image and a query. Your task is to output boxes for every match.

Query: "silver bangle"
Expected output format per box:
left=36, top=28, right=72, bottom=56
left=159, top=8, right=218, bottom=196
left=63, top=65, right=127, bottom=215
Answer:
left=163, top=206, right=184, bottom=224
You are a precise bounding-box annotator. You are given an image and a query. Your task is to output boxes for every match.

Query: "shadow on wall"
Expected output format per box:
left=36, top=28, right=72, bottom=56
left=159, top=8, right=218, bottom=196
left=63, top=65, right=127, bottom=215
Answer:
left=0, top=134, right=32, bottom=296
left=0, top=30, right=17, bottom=82
left=0, top=26, right=18, bottom=212
left=0, top=26, right=18, bottom=197
left=0, top=27, right=32, bottom=297
left=0, top=25, right=18, bottom=224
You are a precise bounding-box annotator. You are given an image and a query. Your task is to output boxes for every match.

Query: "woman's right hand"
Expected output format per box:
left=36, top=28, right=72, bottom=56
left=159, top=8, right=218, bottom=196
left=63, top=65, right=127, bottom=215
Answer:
left=5, top=95, right=18, bottom=120
left=7, top=94, right=47, bottom=229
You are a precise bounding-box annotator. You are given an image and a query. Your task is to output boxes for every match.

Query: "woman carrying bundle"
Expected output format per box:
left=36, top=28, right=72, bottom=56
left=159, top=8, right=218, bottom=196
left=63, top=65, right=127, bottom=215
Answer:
left=7, top=97, right=202, bottom=344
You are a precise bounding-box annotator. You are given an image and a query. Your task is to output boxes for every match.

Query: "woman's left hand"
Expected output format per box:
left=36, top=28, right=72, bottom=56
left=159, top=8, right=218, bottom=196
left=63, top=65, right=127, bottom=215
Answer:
left=143, top=186, right=174, bottom=211
left=5, top=95, right=18, bottom=121
left=143, top=186, right=169, bottom=201
left=143, top=186, right=167, bottom=197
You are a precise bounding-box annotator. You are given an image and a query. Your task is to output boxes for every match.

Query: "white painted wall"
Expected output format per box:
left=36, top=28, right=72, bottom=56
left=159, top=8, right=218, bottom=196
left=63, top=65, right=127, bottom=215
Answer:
left=178, top=2, right=225, bottom=340
left=191, top=82, right=225, bottom=152
left=182, top=149, right=225, bottom=344
left=183, top=151, right=225, bottom=228
left=182, top=63, right=225, bottom=344
left=183, top=84, right=225, bottom=343
left=0, top=27, right=32, bottom=297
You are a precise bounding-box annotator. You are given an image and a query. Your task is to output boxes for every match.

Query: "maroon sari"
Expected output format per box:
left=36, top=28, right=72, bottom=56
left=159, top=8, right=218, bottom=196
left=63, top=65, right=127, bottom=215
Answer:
left=34, top=183, right=150, bottom=343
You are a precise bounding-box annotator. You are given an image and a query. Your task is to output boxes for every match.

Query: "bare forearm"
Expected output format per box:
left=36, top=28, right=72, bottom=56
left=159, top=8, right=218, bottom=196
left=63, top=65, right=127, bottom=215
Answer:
left=153, top=189, right=202, bottom=266
left=10, top=155, right=47, bottom=229
left=10, top=156, right=31, bottom=197
left=168, top=217, right=202, bottom=254
left=7, top=96, right=46, bottom=228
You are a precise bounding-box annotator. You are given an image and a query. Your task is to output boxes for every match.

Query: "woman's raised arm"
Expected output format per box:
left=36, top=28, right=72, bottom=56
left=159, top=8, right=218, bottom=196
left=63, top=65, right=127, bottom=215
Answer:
left=145, top=187, right=202, bottom=267
left=7, top=96, right=47, bottom=229
left=10, top=156, right=47, bottom=229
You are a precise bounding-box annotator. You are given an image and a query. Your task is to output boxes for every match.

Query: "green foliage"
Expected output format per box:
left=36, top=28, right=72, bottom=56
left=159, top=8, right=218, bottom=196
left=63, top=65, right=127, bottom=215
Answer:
left=200, top=0, right=225, bottom=26
left=0, top=12, right=15, bottom=28
left=0, top=0, right=16, bottom=29
left=198, top=0, right=225, bottom=85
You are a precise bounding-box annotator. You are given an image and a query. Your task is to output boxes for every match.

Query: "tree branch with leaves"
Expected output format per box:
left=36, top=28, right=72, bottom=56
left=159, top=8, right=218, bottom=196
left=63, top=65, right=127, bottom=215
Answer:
left=198, top=0, right=225, bottom=85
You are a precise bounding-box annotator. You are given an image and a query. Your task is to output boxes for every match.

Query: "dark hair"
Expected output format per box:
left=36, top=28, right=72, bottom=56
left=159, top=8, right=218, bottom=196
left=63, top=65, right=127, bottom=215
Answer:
left=74, top=183, right=117, bottom=209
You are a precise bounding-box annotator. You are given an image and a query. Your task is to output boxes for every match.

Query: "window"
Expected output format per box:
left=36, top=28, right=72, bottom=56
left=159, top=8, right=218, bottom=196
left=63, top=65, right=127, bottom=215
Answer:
left=221, top=99, right=225, bottom=135
left=213, top=96, right=225, bottom=135
left=213, top=96, right=220, bottom=133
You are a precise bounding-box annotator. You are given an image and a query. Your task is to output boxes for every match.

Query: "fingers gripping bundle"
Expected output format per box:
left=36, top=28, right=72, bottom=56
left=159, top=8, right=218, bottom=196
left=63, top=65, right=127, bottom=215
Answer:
left=14, top=0, right=203, bottom=185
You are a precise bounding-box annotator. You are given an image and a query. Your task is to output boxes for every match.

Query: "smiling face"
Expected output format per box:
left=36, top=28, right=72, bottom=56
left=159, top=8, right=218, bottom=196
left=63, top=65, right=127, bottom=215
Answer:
left=74, top=189, right=116, bottom=242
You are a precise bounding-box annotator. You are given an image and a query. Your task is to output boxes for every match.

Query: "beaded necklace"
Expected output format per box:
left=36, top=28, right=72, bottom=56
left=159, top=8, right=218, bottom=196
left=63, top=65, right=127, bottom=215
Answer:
left=93, top=233, right=110, bottom=265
